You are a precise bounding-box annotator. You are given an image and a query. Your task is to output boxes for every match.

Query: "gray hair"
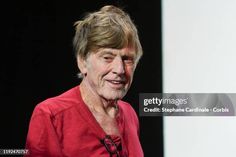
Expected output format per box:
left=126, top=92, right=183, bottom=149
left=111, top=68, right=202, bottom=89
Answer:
left=73, top=5, right=143, bottom=78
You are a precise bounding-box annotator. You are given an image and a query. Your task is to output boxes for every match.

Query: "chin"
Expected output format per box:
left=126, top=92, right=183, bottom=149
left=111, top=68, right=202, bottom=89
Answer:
left=101, top=90, right=127, bottom=101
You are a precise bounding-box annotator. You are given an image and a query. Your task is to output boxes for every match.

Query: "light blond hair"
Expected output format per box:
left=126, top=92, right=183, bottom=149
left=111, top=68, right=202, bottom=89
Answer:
left=73, top=5, right=143, bottom=62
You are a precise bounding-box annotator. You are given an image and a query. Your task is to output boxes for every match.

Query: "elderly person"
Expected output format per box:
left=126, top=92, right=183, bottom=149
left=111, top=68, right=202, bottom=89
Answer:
left=25, top=5, right=143, bottom=157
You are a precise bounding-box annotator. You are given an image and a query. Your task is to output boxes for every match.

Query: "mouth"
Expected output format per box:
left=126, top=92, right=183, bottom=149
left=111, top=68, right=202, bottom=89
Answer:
left=106, top=79, right=126, bottom=89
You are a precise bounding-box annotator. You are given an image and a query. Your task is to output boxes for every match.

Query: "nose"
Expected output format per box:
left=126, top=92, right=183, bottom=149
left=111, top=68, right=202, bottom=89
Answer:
left=112, top=56, right=125, bottom=75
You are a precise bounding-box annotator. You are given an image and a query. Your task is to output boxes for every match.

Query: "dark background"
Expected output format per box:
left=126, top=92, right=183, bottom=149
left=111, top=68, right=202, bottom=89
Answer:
left=1, top=0, right=163, bottom=156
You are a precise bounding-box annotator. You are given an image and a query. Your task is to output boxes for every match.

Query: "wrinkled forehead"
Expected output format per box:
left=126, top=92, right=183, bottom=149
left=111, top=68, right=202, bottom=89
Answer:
left=94, top=46, right=137, bottom=57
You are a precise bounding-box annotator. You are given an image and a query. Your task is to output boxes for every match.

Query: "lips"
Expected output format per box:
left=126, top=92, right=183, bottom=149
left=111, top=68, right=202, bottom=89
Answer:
left=106, top=79, right=126, bottom=89
left=110, top=80, right=124, bottom=84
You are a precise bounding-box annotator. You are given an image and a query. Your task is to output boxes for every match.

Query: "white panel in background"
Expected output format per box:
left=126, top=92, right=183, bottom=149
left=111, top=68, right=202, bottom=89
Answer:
left=162, top=0, right=236, bottom=157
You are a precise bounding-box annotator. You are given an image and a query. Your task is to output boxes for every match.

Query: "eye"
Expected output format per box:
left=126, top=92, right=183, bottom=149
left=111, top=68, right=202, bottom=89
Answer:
left=103, top=55, right=114, bottom=62
left=122, top=56, right=134, bottom=65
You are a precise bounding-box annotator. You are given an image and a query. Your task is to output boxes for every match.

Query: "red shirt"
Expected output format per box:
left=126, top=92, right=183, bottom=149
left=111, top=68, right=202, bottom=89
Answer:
left=25, top=86, right=143, bottom=157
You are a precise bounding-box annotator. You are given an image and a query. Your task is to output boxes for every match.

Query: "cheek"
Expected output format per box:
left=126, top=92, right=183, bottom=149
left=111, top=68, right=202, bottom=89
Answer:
left=126, top=66, right=135, bottom=76
left=89, top=64, right=109, bottom=81
left=86, top=63, right=101, bottom=82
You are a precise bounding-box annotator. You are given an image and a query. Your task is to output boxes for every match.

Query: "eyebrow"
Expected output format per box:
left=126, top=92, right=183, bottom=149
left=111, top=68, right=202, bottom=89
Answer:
left=99, top=49, right=136, bottom=58
left=98, top=50, right=116, bottom=57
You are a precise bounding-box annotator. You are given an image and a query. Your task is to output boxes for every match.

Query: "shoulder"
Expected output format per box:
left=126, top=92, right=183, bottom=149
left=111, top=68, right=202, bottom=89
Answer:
left=32, top=86, right=80, bottom=117
left=118, top=100, right=139, bottom=126
left=118, top=100, right=136, bottom=114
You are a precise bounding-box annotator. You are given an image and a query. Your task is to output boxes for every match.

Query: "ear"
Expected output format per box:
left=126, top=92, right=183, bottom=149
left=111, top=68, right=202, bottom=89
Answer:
left=76, top=56, right=87, bottom=75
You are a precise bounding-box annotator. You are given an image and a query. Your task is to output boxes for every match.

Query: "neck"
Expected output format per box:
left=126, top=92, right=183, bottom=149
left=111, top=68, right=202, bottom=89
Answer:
left=79, top=79, right=118, bottom=118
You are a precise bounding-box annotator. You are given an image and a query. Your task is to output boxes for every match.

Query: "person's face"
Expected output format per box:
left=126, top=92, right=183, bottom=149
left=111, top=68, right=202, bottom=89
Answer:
left=79, top=46, right=137, bottom=101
